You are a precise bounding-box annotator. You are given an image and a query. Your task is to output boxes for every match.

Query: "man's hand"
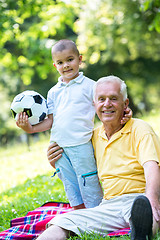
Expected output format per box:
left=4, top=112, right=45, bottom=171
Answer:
left=121, top=107, right=132, bottom=124
left=47, top=142, right=63, bottom=168
left=16, top=112, right=33, bottom=133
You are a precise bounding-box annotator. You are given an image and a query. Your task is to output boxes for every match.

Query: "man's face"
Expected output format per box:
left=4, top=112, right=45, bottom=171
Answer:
left=94, top=81, right=129, bottom=125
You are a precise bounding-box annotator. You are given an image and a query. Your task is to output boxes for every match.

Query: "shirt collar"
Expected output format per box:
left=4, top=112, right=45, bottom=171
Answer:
left=120, top=118, right=133, bottom=134
left=57, top=72, right=84, bottom=87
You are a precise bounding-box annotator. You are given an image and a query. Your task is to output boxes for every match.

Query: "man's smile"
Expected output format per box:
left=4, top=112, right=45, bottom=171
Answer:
left=102, top=110, right=115, bottom=114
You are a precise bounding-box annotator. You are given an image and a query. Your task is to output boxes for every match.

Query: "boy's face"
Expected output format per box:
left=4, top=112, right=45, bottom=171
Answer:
left=53, top=48, right=82, bottom=83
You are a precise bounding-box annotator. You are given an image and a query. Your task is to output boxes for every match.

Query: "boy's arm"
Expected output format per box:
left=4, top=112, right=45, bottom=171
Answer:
left=16, top=112, right=53, bottom=134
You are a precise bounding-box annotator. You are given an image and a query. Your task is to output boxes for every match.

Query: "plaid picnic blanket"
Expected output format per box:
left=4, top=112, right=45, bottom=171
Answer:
left=0, top=201, right=131, bottom=239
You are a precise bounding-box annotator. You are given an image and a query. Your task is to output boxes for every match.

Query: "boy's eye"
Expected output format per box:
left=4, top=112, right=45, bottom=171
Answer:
left=68, top=58, right=73, bottom=62
left=57, top=61, right=63, bottom=65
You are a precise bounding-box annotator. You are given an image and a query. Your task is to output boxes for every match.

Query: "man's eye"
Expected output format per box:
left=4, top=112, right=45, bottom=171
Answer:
left=112, top=97, right=117, bottom=101
left=99, top=98, right=104, bottom=102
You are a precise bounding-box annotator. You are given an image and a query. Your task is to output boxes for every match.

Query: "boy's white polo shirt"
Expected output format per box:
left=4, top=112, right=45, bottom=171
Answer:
left=47, top=72, right=96, bottom=147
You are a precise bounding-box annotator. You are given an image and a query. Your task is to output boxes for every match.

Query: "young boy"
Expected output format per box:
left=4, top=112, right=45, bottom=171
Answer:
left=17, top=39, right=131, bottom=210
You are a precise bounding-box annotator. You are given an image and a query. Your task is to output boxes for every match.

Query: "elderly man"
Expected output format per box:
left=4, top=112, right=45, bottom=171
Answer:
left=37, top=76, right=160, bottom=240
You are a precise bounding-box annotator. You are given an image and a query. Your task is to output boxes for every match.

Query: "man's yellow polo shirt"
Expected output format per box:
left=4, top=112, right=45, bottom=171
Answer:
left=92, top=118, right=160, bottom=200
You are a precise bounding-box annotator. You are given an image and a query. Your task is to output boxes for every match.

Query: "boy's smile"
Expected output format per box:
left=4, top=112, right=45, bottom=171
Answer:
left=53, top=48, right=82, bottom=83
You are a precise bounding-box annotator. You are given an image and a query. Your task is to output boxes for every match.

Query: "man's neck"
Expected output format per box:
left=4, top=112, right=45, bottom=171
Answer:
left=104, top=123, right=124, bottom=140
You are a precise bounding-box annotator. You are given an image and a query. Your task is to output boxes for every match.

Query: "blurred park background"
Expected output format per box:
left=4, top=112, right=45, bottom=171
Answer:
left=0, top=0, right=160, bottom=146
left=1, top=1, right=160, bottom=236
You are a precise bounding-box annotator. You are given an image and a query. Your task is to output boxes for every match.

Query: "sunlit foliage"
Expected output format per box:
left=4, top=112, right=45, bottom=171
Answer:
left=0, top=0, right=160, bottom=143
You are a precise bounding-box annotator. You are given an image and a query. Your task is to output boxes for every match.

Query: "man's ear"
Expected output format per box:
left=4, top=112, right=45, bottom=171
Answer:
left=124, top=98, right=129, bottom=109
left=53, top=63, right=57, bottom=68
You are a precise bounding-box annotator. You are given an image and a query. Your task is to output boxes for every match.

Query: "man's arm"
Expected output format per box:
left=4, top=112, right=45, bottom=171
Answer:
left=47, top=142, right=63, bottom=168
left=143, top=160, right=160, bottom=223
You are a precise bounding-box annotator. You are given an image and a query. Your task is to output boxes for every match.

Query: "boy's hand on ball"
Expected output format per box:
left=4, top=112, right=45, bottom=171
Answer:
left=16, top=112, right=33, bottom=133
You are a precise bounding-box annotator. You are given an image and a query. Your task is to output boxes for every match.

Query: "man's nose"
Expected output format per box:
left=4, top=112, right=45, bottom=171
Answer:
left=104, top=98, right=111, bottom=106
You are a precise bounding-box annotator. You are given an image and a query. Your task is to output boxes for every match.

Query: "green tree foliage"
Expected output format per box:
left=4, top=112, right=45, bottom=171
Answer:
left=0, top=0, right=80, bottom=143
left=0, top=0, right=78, bottom=93
left=140, top=0, right=160, bottom=32
left=76, top=0, right=160, bottom=63
left=75, top=0, right=160, bottom=113
left=0, top=0, right=160, bottom=144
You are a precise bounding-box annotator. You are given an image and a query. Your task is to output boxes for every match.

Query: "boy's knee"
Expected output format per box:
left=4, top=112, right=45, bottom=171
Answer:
left=36, top=225, right=69, bottom=240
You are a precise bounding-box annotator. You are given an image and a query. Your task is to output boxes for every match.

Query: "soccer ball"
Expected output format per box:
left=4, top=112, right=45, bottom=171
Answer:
left=11, top=90, right=48, bottom=125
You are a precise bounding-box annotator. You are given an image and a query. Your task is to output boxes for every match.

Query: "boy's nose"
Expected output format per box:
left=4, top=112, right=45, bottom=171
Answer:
left=64, top=62, right=69, bottom=68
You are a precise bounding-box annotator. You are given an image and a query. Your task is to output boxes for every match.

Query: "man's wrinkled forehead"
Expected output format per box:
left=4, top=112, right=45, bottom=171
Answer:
left=95, top=81, right=120, bottom=98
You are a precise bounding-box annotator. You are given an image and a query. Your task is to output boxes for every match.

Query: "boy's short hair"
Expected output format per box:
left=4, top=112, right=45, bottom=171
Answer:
left=51, top=39, right=80, bottom=60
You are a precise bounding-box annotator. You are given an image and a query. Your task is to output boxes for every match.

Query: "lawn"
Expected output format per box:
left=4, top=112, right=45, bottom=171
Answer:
left=0, top=134, right=68, bottom=232
left=0, top=114, right=160, bottom=239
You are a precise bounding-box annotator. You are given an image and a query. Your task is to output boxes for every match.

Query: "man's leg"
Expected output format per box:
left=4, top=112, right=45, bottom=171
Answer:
left=36, top=225, right=69, bottom=240
left=130, top=195, right=153, bottom=240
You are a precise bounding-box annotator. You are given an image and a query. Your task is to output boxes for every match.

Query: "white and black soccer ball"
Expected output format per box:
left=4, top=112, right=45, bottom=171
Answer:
left=11, top=90, right=48, bottom=125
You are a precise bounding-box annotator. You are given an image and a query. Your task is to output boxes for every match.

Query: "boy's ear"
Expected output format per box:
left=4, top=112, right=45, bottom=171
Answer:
left=53, top=63, right=57, bottom=68
left=79, top=55, right=82, bottom=64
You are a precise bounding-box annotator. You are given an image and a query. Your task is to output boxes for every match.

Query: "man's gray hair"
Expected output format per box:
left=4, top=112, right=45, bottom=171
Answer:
left=93, top=75, right=128, bottom=101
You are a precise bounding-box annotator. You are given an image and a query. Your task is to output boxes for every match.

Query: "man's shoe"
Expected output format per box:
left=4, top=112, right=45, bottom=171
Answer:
left=130, top=195, right=153, bottom=240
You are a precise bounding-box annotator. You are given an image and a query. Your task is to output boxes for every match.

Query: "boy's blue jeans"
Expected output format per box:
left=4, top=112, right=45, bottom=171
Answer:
left=54, top=140, right=103, bottom=208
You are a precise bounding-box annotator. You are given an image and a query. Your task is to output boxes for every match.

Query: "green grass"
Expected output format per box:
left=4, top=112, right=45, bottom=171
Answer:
left=0, top=135, right=68, bottom=232
left=0, top=114, right=160, bottom=239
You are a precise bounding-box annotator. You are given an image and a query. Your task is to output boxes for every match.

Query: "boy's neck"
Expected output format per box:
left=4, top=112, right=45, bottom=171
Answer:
left=61, top=72, right=80, bottom=83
